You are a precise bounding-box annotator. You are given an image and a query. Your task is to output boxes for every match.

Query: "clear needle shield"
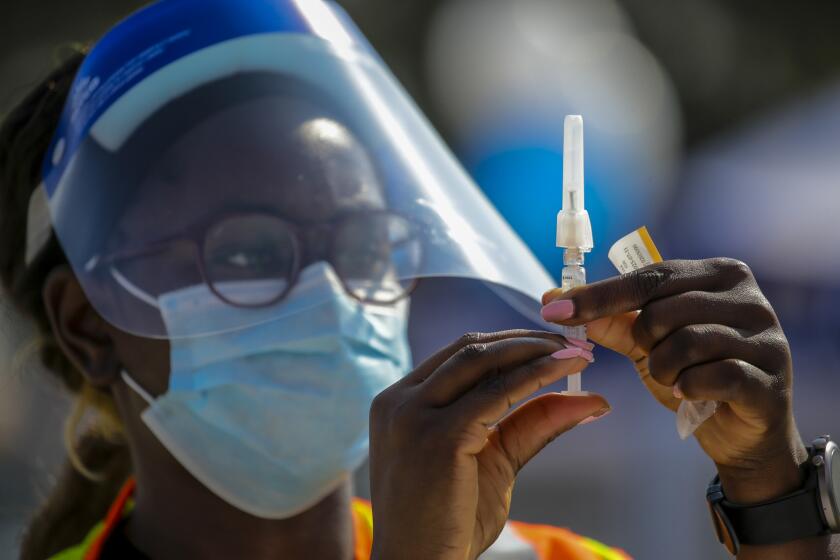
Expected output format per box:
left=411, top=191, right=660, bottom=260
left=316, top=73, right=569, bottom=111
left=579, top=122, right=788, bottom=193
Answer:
left=563, top=115, right=584, bottom=212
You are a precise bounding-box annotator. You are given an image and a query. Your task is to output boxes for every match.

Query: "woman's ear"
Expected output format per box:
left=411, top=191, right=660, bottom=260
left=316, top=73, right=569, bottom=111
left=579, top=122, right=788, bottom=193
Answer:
left=42, top=265, right=120, bottom=387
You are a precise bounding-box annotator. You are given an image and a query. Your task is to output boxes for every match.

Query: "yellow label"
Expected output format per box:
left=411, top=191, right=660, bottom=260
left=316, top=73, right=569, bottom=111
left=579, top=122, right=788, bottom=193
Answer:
left=608, top=226, right=663, bottom=273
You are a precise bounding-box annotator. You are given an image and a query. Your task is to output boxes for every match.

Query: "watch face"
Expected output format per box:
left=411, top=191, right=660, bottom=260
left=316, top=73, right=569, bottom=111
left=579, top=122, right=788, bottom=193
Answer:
left=707, top=501, right=739, bottom=555
left=820, top=441, right=840, bottom=531
left=830, top=445, right=840, bottom=522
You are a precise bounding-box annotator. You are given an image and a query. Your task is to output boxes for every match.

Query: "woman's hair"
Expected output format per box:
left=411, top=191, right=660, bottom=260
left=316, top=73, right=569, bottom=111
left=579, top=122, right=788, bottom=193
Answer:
left=0, top=49, right=132, bottom=560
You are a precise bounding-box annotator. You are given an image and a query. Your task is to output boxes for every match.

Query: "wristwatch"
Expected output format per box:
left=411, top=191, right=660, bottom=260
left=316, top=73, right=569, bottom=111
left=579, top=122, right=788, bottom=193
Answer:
left=706, top=435, right=840, bottom=555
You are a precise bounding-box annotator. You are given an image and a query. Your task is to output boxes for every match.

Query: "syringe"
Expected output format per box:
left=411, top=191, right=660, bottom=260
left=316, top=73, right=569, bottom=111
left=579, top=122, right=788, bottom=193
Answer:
left=556, top=115, right=593, bottom=394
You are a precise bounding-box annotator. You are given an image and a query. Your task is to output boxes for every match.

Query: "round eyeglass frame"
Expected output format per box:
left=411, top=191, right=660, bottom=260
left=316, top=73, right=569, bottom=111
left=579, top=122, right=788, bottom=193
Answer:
left=90, top=209, right=423, bottom=309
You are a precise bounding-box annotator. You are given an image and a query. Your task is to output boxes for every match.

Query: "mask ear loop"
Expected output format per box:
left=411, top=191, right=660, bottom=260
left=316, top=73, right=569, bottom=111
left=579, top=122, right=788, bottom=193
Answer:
left=121, top=370, right=155, bottom=406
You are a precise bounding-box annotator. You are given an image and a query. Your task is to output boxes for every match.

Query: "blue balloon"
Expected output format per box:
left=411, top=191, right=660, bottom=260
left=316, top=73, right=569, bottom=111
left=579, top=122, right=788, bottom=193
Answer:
left=469, top=145, right=640, bottom=282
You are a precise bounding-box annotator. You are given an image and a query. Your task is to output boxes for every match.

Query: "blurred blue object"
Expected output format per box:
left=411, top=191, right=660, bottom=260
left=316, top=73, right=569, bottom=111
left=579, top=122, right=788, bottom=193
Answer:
left=468, top=138, right=649, bottom=283
left=425, top=0, right=682, bottom=284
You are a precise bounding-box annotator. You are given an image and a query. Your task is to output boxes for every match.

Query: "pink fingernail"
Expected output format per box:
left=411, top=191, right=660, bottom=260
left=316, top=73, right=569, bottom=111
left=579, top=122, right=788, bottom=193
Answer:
left=579, top=408, right=612, bottom=425
left=541, top=300, right=575, bottom=322
left=565, top=337, right=595, bottom=351
left=565, top=346, right=595, bottom=363
left=673, top=384, right=683, bottom=399
left=551, top=347, right=584, bottom=360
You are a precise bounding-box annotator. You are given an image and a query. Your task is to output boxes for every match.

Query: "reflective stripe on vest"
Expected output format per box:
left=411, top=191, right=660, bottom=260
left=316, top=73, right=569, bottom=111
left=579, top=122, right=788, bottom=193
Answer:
left=51, top=479, right=632, bottom=560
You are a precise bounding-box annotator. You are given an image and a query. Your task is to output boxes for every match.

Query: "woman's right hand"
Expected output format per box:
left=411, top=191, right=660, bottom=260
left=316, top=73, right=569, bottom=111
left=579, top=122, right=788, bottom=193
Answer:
left=369, top=329, right=609, bottom=560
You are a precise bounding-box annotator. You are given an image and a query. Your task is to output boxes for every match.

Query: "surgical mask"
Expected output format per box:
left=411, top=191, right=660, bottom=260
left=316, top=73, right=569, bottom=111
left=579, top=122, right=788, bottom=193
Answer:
left=122, top=261, right=412, bottom=519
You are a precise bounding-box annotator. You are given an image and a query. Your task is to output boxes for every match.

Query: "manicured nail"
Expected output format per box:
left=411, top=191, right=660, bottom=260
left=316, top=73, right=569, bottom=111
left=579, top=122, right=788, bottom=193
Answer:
left=579, top=407, right=612, bottom=425
left=672, top=384, right=683, bottom=399
left=541, top=299, right=575, bottom=322
left=565, top=337, right=595, bottom=351
left=564, top=346, right=595, bottom=363
left=551, top=347, right=585, bottom=360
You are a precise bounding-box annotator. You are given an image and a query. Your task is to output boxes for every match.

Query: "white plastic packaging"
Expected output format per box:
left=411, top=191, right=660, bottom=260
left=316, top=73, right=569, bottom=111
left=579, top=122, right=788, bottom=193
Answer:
left=607, top=227, right=718, bottom=439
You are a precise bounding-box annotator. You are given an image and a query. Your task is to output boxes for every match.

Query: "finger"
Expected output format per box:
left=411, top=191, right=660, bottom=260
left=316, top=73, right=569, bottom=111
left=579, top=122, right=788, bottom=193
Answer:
left=648, top=324, right=783, bottom=388
left=632, top=290, right=778, bottom=353
left=402, top=330, right=569, bottom=386
left=584, top=312, right=646, bottom=362
left=675, top=359, right=775, bottom=409
left=541, top=258, right=754, bottom=326
left=487, top=393, right=610, bottom=473
left=448, top=350, right=593, bottom=426
left=418, top=337, right=585, bottom=405
left=542, top=288, right=564, bottom=306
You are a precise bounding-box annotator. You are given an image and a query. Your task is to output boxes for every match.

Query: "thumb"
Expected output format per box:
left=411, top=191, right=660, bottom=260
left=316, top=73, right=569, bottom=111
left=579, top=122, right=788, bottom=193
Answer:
left=585, top=312, right=646, bottom=363
left=488, top=393, right=610, bottom=473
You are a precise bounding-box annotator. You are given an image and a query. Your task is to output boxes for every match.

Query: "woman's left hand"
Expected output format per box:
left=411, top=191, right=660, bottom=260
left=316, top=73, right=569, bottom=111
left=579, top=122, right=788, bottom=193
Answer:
left=542, top=258, right=808, bottom=504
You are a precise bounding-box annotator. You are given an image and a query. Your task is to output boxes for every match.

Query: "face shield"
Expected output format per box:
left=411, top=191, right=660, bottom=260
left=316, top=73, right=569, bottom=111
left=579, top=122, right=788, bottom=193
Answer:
left=29, top=0, right=557, bottom=339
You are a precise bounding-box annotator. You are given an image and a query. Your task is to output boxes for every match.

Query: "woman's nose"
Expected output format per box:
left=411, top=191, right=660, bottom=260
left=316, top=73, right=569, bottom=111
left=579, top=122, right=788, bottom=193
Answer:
left=298, top=226, right=332, bottom=267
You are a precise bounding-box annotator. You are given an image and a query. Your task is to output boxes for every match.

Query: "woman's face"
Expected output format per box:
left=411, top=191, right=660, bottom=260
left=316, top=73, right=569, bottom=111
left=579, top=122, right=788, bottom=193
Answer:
left=100, top=94, right=387, bottom=398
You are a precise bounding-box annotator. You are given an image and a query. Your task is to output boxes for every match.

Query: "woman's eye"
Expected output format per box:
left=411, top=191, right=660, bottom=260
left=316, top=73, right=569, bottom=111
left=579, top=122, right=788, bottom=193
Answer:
left=342, top=249, right=391, bottom=277
left=219, top=251, right=244, bottom=267
left=226, top=250, right=258, bottom=268
left=213, top=245, right=274, bottom=269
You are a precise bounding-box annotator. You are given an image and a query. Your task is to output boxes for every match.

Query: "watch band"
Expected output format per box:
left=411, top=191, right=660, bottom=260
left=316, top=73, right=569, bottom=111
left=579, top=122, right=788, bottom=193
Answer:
left=708, top=438, right=840, bottom=555
left=708, top=465, right=829, bottom=548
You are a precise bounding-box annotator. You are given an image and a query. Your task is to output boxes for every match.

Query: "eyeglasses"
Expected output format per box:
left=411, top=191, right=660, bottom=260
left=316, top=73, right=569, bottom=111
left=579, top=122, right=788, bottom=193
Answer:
left=88, top=210, right=423, bottom=308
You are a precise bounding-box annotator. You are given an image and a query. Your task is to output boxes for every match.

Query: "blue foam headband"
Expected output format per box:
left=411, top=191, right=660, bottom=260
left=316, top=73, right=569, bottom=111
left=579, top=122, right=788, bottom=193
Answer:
left=41, top=0, right=366, bottom=196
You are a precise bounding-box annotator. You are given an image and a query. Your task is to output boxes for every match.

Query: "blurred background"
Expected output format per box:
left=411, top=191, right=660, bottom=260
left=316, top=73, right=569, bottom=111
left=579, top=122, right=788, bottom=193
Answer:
left=2, top=0, right=840, bottom=558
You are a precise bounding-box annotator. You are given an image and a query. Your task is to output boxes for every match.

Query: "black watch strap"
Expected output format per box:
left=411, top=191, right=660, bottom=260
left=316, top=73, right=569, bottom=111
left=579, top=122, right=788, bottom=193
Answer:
left=709, top=467, right=829, bottom=547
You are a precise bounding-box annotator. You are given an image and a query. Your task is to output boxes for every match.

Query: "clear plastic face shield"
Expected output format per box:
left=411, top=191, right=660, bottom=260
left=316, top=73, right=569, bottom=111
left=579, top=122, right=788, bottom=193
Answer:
left=29, top=0, right=557, bottom=339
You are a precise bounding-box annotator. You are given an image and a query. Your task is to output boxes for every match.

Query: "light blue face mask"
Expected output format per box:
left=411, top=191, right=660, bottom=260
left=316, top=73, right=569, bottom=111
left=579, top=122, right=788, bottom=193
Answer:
left=122, top=261, right=412, bottom=519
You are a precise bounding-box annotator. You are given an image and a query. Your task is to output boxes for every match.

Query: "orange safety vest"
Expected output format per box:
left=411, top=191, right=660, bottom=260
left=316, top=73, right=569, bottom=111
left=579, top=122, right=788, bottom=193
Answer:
left=51, top=479, right=632, bottom=560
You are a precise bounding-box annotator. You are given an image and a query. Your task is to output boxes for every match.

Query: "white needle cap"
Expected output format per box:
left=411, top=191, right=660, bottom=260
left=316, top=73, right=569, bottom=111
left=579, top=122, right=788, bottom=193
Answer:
left=556, top=115, right=593, bottom=250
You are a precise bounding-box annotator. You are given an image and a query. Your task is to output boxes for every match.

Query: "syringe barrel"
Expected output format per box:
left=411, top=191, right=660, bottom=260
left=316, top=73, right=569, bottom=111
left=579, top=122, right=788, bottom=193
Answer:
left=561, top=248, right=586, bottom=292
left=561, top=248, right=587, bottom=340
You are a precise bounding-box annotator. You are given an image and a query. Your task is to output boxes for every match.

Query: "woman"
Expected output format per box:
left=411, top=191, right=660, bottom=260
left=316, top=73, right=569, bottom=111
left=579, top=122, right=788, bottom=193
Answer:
left=1, top=1, right=835, bottom=559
